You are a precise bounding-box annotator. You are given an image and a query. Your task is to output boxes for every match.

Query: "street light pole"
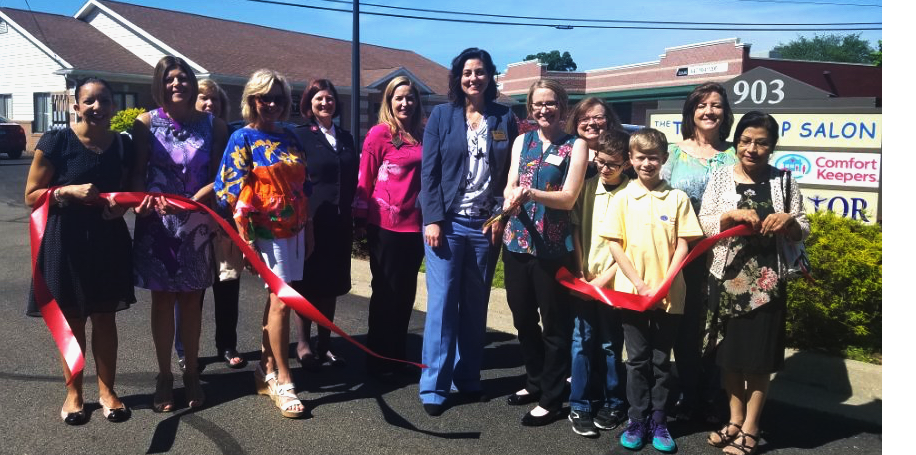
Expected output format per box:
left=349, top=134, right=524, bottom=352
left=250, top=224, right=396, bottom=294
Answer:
left=351, top=0, right=360, bottom=149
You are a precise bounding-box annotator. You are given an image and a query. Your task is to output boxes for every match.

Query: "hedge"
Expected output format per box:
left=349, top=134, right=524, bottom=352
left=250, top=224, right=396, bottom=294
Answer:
left=785, top=211, right=882, bottom=363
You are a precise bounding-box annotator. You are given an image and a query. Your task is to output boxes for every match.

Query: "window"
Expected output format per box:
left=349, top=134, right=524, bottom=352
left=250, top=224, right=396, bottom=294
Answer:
left=112, top=92, right=136, bottom=110
left=33, top=93, right=51, bottom=133
left=0, top=95, right=11, bottom=118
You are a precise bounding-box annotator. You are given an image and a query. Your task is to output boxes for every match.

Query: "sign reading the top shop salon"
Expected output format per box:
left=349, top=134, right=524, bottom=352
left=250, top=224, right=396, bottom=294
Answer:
left=648, top=67, right=882, bottom=223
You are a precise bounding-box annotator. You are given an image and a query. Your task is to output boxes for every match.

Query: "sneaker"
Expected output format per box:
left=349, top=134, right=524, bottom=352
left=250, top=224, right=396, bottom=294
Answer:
left=568, top=410, right=599, bottom=437
left=594, top=407, right=626, bottom=430
left=650, top=418, right=677, bottom=452
left=619, top=418, right=647, bottom=450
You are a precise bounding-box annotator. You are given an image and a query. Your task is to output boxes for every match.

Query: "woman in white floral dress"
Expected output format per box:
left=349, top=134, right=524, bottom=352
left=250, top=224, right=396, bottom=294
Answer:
left=698, top=111, right=809, bottom=455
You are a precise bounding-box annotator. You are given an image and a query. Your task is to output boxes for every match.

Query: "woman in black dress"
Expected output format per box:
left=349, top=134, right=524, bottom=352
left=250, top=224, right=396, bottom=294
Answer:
left=291, top=79, right=358, bottom=370
left=25, top=77, right=135, bottom=424
left=698, top=111, right=809, bottom=455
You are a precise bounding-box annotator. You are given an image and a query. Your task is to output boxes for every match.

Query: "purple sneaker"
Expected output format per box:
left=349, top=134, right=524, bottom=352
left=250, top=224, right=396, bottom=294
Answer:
left=650, top=418, right=677, bottom=452
left=620, top=418, right=647, bottom=450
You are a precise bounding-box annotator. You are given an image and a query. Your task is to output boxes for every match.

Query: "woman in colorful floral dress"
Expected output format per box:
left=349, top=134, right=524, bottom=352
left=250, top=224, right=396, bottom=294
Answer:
left=131, top=56, right=227, bottom=412
left=215, top=69, right=311, bottom=419
left=501, top=78, right=589, bottom=426
left=698, top=111, right=809, bottom=455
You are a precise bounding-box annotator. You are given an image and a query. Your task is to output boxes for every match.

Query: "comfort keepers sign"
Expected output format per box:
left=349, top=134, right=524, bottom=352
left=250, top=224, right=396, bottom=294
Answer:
left=772, top=151, right=881, bottom=188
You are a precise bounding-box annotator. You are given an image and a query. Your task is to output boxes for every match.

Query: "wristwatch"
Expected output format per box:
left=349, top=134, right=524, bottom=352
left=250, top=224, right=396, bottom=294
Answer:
left=53, top=188, right=68, bottom=207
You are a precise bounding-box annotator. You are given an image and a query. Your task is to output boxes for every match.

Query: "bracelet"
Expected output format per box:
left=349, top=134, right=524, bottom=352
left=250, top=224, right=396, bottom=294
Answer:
left=53, top=188, right=68, bottom=207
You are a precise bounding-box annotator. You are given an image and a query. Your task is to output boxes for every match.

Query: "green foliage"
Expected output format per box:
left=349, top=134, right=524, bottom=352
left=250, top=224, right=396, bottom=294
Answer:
left=872, top=40, right=882, bottom=66
left=524, top=50, right=578, bottom=71
left=110, top=107, right=145, bottom=133
left=785, top=211, right=881, bottom=363
left=772, top=33, right=877, bottom=64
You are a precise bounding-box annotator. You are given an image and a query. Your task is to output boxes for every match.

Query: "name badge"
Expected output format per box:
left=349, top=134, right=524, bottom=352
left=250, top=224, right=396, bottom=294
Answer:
left=544, top=154, right=564, bottom=166
left=492, top=130, right=507, bottom=141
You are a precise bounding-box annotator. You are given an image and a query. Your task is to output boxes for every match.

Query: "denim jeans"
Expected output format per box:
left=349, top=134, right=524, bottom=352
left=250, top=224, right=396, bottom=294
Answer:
left=419, top=213, right=499, bottom=405
left=569, top=299, right=626, bottom=413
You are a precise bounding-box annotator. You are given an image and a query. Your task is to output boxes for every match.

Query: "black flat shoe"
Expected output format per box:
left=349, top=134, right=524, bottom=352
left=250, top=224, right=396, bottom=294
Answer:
left=222, top=349, right=248, bottom=369
left=423, top=403, right=445, bottom=417
left=521, top=409, right=564, bottom=427
left=297, top=353, right=320, bottom=372
left=99, top=399, right=131, bottom=423
left=61, top=406, right=88, bottom=426
left=507, top=391, right=540, bottom=406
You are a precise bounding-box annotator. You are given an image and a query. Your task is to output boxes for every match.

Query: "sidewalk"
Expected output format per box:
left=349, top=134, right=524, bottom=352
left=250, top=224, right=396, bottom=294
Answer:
left=349, top=257, right=881, bottom=428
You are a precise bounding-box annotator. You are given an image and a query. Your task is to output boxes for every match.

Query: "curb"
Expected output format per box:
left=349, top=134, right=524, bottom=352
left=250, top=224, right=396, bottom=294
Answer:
left=348, top=257, right=881, bottom=427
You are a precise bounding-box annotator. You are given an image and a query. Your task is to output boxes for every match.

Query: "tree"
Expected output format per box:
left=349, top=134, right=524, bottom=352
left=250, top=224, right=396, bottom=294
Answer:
left=524, top=50, right=577, bottom=71
left=771, top=33, right=877, bottom=65
left=872, top=40, right=881, bottom=66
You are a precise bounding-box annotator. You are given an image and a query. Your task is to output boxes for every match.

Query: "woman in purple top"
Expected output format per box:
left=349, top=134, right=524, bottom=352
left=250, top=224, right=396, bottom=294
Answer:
left=131, top=56, right=228, bottom=412
left=354, top=76, right=425, bottom=379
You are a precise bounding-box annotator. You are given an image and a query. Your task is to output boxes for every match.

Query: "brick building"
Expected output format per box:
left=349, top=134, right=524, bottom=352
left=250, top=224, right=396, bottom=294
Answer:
left=496, top=38, right=881, bottom=125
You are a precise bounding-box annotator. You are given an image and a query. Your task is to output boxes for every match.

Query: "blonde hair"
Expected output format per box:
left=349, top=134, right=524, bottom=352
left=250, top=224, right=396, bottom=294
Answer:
left=629, top=128, right=668, bottom=155
left=240, top=69, right=291, bottom=124
left=198, top=78, right=230, bottom=121
left=526, top=78, right=569, bottom=120
left=377, top=76, right=424, bottom=140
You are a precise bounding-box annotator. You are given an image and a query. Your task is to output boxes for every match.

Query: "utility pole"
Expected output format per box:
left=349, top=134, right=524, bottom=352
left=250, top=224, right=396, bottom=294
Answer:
left=350, top=0, right=359, bottom=149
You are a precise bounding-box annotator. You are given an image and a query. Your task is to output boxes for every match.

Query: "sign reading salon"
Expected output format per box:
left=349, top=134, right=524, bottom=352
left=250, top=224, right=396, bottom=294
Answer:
left=648, top=67, right=881, bottom=223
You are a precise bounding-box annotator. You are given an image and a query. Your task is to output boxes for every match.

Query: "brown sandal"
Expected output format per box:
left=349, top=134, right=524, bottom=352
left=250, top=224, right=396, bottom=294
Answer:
left=708, top=422, right=742, bottom=447
left=726, top=430, right=760, bottom=455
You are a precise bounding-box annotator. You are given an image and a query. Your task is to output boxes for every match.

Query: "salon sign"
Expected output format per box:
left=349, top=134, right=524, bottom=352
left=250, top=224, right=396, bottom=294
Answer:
left=648, top=74, right=881, bottom=222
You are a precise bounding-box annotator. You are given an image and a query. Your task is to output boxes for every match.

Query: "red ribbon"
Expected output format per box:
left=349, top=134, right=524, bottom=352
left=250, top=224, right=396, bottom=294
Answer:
left=556, top=224, right=756, bottom=311
left=30, top=190, right=426, bottom=384
left=29, top=188, right=85, bottom=384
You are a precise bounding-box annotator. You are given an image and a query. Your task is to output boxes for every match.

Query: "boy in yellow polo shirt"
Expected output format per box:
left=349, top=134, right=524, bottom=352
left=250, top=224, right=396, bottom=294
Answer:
left=599, top=128, right=702, bottom=453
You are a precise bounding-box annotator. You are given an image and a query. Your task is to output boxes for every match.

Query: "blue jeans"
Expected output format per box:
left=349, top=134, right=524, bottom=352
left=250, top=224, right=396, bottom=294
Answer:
left=569, top=299, right=626, bottom=413
left=419, top=214, right=499, bottom=405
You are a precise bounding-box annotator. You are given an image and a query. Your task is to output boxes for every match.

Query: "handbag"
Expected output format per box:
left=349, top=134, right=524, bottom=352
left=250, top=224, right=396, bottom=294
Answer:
left=780, top=170, right=813, bottom=282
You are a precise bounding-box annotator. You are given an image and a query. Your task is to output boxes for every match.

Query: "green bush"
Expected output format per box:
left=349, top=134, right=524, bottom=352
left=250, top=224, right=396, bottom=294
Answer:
left=785, top=211, right=882, bottom=363
left=110, top=107, right=145, bottom=133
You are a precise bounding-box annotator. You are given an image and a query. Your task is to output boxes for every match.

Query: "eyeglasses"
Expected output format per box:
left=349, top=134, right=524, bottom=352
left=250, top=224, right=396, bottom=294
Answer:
left=531, top=101, right=558, bottom=110
left=578, top=115, right=607, bottom=125
left=737, top=137, right=772, bottom=150
left=256, top=94, right=286, bottom=106
left=594, top=158, right=624, bottom=172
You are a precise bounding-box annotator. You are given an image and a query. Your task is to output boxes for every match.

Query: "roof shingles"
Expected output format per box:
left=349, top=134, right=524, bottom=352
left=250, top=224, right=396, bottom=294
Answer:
left=96, top=0, right=449, bottom=93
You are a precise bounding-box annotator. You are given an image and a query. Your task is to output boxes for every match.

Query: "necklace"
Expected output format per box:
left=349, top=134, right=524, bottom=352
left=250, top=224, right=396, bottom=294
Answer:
left=161, top=108, right=191, bottom=141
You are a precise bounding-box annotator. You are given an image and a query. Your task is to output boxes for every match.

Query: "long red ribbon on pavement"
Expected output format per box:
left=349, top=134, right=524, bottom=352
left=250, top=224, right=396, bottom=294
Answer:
left=29, top=188, right=85, bottom=384
left=556, top=224, right=756, bottom=311
left=30, top=190, right=426, bottom=384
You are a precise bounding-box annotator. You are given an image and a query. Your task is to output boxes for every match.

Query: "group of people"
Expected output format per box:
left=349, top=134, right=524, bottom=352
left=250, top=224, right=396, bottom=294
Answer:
left=27, top=47, right=808, bottom=455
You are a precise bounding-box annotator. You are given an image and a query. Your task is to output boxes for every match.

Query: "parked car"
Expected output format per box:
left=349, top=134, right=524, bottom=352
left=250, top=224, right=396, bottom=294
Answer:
left=0, top=115, right=27, bottom=159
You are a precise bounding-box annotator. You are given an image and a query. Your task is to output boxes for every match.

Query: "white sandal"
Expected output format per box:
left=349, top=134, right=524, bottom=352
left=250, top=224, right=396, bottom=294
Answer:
left=254, top=364, right=278, bottom=397
left=274, top=383, right=305, bottom=418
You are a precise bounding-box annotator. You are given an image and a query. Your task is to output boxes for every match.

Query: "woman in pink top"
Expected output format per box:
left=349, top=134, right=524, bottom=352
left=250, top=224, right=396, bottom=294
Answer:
left=354, top=76, right=425, bottom=379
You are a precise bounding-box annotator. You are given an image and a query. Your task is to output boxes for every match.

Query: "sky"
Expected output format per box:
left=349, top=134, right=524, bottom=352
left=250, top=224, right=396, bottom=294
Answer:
left=1, top=0, right=883, bottom=73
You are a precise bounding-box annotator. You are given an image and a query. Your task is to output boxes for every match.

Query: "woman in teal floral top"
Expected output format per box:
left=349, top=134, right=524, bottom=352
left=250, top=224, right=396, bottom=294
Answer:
left=660, top=82, right=737, bottom=421
left=501, top=78, right=588, bottom=426
left=698, top=111, right=808, bottom=455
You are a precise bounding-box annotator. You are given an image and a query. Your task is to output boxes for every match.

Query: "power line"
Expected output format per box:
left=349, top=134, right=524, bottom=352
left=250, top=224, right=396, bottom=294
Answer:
left=311, top=0, right=881, bottom=26
left=721, top=0, right=881, bottom=7
left=244, top=0, right=881, bottom=31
